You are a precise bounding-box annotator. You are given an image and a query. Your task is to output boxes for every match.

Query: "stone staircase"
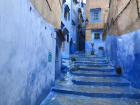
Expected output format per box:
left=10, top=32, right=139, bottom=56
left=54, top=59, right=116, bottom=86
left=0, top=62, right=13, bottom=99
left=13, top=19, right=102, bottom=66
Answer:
left=41, top=56, right=140, bottom=105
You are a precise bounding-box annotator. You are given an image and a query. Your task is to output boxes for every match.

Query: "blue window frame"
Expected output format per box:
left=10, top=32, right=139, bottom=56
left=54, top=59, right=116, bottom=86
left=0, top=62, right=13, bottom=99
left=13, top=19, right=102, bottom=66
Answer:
left=90, top=8, right=101, bottom=23
left=94, top=33, right=100, bottom=39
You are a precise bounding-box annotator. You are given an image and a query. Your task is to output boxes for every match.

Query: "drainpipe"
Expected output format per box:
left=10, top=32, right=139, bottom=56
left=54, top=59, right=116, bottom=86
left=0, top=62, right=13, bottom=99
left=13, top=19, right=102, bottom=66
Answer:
left=136, top=0, right=140, bottom=18
left=109, top=0, right=112, bottom=8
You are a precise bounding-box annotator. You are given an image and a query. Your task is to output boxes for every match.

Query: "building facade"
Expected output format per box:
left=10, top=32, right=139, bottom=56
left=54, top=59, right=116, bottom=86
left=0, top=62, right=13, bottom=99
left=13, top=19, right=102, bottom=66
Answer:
left=85, top=0, right=109, bottom=55
left=61, top=0, right=73, bottom=59
left=105, top=0, right=140, bottom=88
left=32, top=0, right=65, bottom=78
left=61, top=0, right=86, bottom=59
left=0, top=0, right=63, bottom=105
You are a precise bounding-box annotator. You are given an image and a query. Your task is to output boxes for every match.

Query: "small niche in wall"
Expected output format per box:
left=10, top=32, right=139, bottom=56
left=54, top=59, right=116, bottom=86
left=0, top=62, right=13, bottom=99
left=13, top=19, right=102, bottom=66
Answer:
left=48, top=52, right=52, bottom=62
left=94, top=33, right=100, bottom=39
left=30, top=6, right=32, bottom=12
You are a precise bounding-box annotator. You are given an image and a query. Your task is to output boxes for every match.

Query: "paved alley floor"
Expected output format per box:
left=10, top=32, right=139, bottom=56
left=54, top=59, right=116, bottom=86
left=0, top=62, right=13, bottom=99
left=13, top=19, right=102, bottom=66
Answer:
left=41, top=56, right=140, bottom=105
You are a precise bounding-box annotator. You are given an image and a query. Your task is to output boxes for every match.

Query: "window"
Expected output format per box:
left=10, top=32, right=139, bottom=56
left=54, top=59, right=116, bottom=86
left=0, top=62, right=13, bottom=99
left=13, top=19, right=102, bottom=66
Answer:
left=62, top=0, right=66, bottom=4
left=90, top=8, right=101, bottom=23
left=94, top=33, right=100, bottom=39
left=64, top=11, right=70, bottom=20
left=63, top=28, right=69, bottom=42
left=67, top=34, right=69, bottom=42
left=64, top=5, right=70, bottom=21
left=61, top=22, right=65, bottom=29
left=94, top=10, right=99, bottom=20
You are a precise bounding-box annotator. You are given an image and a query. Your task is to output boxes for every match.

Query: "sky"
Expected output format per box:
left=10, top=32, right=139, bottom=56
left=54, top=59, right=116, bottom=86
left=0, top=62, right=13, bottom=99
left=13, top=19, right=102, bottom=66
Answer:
left=83, top=0, right=86, bottom=3
left=78, top=0, right=86, bottom=3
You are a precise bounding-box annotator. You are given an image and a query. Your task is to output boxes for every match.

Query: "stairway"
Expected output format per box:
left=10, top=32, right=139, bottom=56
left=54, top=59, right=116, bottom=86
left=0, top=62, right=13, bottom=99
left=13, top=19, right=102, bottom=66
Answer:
left=41, top=56, right=140, bottom=105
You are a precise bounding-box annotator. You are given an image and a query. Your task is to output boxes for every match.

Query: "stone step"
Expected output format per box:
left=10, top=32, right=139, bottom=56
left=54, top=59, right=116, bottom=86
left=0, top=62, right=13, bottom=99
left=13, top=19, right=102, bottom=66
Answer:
left=70, top=69, right=116, bottom=77
left=71, top=70, right=115, bottom=75
left=70, top=70, right=116, bottom=76
left=75, top=60, right=108, bottom=63
left=42, top=55, right=140, bottom=105
left=72, top=80, right=130, bottom=87
left=42, top=92, right=140, bottom=105
left=75, top=61, right=109, bottom=63
left=76, top=59, right=108, bottom=62
left=70, top=70, right=118, bottom=77
left=75, top=57, right=108, bottom=61
left=78, top=66, right=114, bottom=72
left=72, top=68, right=114, bottom=72
left=75, top=62, right=109, bottom=65
left=72, top=76, right=130, bottom=86
left=75, top=56, right=106, bottom=58
left=75, top=63, right=110, bottom=67
left=75, top=60, right=109, bottom=64
left=52, top=85, right=140, bottom=99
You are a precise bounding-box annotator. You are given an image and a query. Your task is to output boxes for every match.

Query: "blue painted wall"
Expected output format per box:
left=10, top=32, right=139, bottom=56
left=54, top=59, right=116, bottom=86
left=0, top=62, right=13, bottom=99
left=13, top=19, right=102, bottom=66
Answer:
left=0, top=0, right=57, bottom=105
left=105, top=29, right=140, bottom=88
left=61, top=1, right=72, bottom=58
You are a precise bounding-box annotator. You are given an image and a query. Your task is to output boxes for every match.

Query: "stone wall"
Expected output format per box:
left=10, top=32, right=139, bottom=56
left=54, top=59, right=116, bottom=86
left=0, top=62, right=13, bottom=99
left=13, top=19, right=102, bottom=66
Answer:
left=0, top=0, right=56, bottom=105
left=108, top=0, right=140, bottom=35
left=31, top=0, right=62, bottom=28
left=105, top=29, right=140, bottom=88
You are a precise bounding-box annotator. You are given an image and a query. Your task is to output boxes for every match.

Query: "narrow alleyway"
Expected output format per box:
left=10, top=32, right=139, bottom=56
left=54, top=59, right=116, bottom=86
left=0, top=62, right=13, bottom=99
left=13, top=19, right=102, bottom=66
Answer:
left=41, top=55, right=140, bottom=105
left=1, top=0, right=140, bottom=105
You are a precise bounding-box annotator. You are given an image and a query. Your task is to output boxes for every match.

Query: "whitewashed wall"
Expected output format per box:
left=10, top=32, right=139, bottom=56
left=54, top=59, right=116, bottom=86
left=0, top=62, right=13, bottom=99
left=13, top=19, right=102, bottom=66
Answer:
left=0, top=0, right=56, bottom=105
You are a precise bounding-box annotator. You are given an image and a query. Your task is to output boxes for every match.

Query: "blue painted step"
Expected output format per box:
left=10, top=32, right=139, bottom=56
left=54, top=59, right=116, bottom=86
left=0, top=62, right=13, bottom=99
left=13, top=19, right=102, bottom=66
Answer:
left=79, top=66, right=114, bottom=71
left=41, top=92, right=140, bottom=105
left=75, top=60, right=109, bottom=63
left=72, top=80, right=130, bottom=87
left=52, top=84, right=140, bottom=99
left=71, top=69, right=114, bottom=74
left=52, top=88, right=140, bottom=99
left=76, top=67, right=114, bottom=72
left=71, top=72, right=120, bottom=77
left=76, top=60, right=108, bottom=63
left=75, top=58, right=108, bottom=62
left=43, top=55, right=140, bottom=105
left=71, top=76, right=130, bottom=86
left=75, top=61, right=109, bottom=64
left=76, top=64, right=111, bottom=67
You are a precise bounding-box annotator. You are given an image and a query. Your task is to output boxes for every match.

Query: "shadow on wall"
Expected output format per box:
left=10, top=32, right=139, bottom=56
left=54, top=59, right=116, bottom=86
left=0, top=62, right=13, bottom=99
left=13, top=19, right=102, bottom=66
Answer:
left=105, top=29, right=140, bottom=88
